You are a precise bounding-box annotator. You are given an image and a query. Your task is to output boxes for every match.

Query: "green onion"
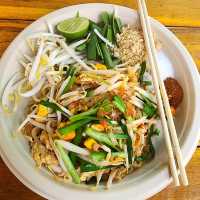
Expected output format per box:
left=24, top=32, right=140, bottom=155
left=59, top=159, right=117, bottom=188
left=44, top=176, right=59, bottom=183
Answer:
left=86, top=89, right=94, bottom=97
left=111, top=152, right=126, bottom=158
left=63, top=76, right=76, bottom=94
left=40, top=100, right=69, bottom=117
left=138, top=62, right=152, bottom=86
left=100, top=43, right=114, bottom=69
left=89, top=20, right=101, bottom=32
left=113, top=58, right=121, bottom=66
left=85, top=127, right=117, bottom=149
left=90, top=151, right=107, bottom=162
left=142, top=95, right=157, bottom=118
left=100, top=11, right=110, bottom=25
left=143, top=103, right=157, bottom=118
left=113, top=95, right=126, bottom=113
left=112, top=12, right=117, bottom=41
left=75, top=42, right=86, bottom=52
left=66, top=66, right=76, bottom=77
left=115, top=17, right=123, bottom=33
left=113, top=133, right=129, bottom=139
left=141, top=94, right=157, bottom=106
left=106, top=25, right=113, bottom=43
left=58, top=117, right=96, bottom=136
left=55, top=142, right=80, bottom=184
left=69, top=152, right=78, bottom=167
left=99, top=98, right=113, bottom=112
left=102, top=24, right=108, bottom=36
left=73, top=128, right=84, bottom=144
left=69, top=107, right=98, bottom=122
left=80, top=161, right=110, bottom=172
left=140, top=94, right=157, bottom=118
left=143, top=80, right=152, bottom=86
left=89, top=151, right=126, bottom=162
left=108, top=120, right=118, bottom=125
left=86, top=31, right=97, bottom=60
left=119, top=121, right=133, bottom=164
left=96, top=40, right=104, bottom=60
left=99, top=11, right=123, bottom=44
left=69, top=128, right=84, bottom=167
left=63, top=67, right=77, bottom=94
left=139, top=61, right=146, bottom=83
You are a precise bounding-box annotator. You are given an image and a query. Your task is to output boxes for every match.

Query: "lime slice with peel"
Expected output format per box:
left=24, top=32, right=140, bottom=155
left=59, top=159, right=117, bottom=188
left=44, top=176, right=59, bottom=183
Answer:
left=57, top=17, right=89, bottom=40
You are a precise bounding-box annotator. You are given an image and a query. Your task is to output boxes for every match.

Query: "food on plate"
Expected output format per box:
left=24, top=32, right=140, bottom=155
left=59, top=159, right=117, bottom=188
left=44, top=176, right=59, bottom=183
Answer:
left=1, top=10, right=183, bottom=189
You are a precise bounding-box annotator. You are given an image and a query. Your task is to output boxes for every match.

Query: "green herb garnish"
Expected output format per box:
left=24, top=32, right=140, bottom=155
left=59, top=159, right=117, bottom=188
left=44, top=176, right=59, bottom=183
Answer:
left=58, top=117, right=96, bottom=136
left=113, top=95, right=126, bottom=113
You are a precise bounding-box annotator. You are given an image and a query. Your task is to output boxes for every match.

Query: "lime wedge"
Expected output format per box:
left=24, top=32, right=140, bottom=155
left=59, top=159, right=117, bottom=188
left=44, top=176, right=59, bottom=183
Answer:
left=57, top=17, right=89, bottom=40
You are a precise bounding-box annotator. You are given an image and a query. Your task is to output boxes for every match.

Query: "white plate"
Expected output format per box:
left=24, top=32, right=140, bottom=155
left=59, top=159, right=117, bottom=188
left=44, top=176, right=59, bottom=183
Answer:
left=0, top=3, right=200, bottom=200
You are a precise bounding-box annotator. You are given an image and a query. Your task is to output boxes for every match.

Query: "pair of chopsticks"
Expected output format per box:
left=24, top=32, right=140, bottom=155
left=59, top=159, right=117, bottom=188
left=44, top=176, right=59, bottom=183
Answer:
left=136, top=0, right=188, bottom=186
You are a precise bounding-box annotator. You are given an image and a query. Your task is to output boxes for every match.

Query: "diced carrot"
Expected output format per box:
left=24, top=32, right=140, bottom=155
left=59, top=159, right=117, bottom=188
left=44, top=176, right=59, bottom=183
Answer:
left=100, top=120, right=108, bottom=128
left=91, top=124, right=105, bottom=132
left=62, top=131, right=76, bottom=141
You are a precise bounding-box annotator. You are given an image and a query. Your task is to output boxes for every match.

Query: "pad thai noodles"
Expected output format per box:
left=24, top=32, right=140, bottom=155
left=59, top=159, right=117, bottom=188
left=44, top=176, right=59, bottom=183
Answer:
left=1, top=10, right=182, bottom=189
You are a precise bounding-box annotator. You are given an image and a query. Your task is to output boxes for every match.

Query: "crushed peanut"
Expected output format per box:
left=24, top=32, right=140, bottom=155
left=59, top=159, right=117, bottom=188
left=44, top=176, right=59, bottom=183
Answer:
left=114, top=26, right=146, bottom=66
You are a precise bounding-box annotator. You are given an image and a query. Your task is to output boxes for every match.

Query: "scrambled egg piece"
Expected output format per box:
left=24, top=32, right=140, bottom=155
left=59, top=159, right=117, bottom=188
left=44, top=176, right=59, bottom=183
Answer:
left=39, top=54, right=49, bottom=66
left=95, top=63, right=107, bottom=70
left=84, top=138, right=97, bottom=150
left=37, top=104, right=48, bottom=117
